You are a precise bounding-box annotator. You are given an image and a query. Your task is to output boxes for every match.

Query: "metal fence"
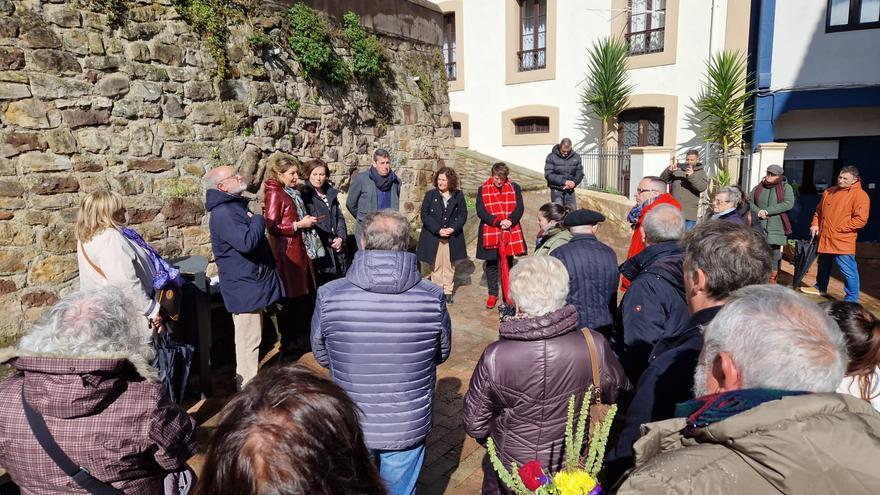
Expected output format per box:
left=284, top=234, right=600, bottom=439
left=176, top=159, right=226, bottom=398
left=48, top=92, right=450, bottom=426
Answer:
left=577, top=149, right=631, bottom=197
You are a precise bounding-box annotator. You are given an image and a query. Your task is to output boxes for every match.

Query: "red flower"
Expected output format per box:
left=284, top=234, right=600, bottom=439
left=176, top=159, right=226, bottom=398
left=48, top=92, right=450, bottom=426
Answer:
left=518, top=460, right=546, bottom=491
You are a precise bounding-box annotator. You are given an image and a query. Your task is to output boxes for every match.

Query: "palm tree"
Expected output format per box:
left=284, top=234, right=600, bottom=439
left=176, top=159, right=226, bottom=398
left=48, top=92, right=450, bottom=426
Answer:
left=695, top=50, right=753, bottom=174
left=582, top=37, right=633, bottom=150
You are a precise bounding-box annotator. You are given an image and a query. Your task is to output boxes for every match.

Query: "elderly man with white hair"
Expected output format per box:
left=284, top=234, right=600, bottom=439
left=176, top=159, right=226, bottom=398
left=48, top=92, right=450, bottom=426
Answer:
left=204, top=164, right=283, bottom=389
left=0, top=289, right=197, bottom=494
left=617, top=285, right=880, bottom=494
left=463, top=255, right=631, bottom=495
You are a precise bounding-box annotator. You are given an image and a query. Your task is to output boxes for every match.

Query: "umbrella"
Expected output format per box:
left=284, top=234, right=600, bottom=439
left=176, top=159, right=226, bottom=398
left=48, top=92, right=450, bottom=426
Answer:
left=791, top=236, right=819, bottom=289
left=151, top=329, right=194, bottom=404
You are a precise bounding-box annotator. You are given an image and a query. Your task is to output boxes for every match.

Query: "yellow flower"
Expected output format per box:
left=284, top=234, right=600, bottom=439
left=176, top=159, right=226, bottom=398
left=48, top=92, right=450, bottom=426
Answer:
left=553, top=470, right=597, bottom=495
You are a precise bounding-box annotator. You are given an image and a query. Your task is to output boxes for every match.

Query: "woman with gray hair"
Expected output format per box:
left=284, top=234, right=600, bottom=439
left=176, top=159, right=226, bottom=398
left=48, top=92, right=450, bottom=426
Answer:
left=0, top=289, right=197, bottom=494
left=462, top=256, right=630, bottom=494
left=708, top=185, right=754, bottom=226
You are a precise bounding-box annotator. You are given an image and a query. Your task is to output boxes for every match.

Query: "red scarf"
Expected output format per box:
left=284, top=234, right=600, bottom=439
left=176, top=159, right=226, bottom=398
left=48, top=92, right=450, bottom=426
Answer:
left=753, top=179, right=792, bottom=235
left=481, top=178, right=526, bottom=303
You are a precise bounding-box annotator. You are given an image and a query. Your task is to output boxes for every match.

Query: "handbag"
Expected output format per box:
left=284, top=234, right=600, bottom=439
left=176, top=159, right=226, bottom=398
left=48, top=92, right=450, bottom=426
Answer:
left=580, top=328, right=612, bottom=438
left=22, top=386, right=124, bottom=495
left=79, top=241, right=181, bottom=321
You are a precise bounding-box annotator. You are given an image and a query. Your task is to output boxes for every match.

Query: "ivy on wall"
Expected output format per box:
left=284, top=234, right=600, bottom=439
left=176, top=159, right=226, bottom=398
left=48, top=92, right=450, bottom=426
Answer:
left=171, top=0, right=248, bottom=78
left=286, top=3, right=350, bottom=85
left=343, top=11, right=385, bottom=81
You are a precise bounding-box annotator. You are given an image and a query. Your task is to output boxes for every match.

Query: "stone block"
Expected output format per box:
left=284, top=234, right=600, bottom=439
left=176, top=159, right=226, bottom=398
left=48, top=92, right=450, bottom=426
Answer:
left=0, top=47, right=24, bottom=70
left=95, top=73, right=129, bottom=97
left=183, top=80, right=213, bottom=101
left=44, top=126, right=77, bottom=154
left=30, top=73, right=91, bottom=99
left=157, top=121, right=192, bottom=141
left=29, top=254, right=77, bottom=284
left=129, top=123, right=153, bottom=156
left=0, top=211, right=12, bottom=220
left=182, top=226, right=210, bottom=246
left=128, top=208, right=160, bottom=224
left=82, top=55, right=121, bottom=70
left=126, top=62, right=168, bottom=81
left=81, top=12, right=108, bottom=31
left=188, top=101, right=225, bottom=124
left=44, top=4, right=81, bottom=28
left=31, top=176, right=79, bottom=195
left=298, top=103, right=321, bottom=120
left=21, top=290, right=58, bottom=308
left=0, top=279, right=16, bottom=295
left=0, top=71, right=29, bottom=83
left=38, top=225, right=75, bottom=253
left=78, top=175, right=108, bottom=192
left=62, top=108, right=109, bottom=128
left=151, top=42, right=182, bottom=65
left=4, top=99, right=61, bottom=129
left=31, top=49, right=82, bottom=75
left=62, top=29, right=89, bottom=55
left=0, top=249, right=27, bottom=275
left=19, top=152, right=73, bottom=172
left=20, top=26, right=61, bottom=49
left=128, top=157, right=173, bottom=173
left=120, top=22, right=161, bottom=41
left=22, top=210, right=50, bottom=225
left=75, top=129, right=110, bottom=153
left=111, top=98, right=140, bottom=119
left=217, top=80, right=247, bottom=102
left=0, top=179, right=24, bottom=197
left=161, top=95, right=186, bottom=118
left=0, top=198, right=25, bottom=209
left=87, top=33, right=104, bottom=55
left=0, top=17, right=18, bottom=38
left=162, top=142, right=208, bottom=159
left=110, top=174, right=144, bottom=195
left=0, top=0, right=13, bottom=15
left=2, top=132, right=47, bottom=158
left=161, top=197, right=204, bottom=227
left=129, top=80, right=162, bottom=102
left=137, top=221, right=165, bottom=241
left=0, top=82, right=31, bottom=100
left=73, top=154, right=105, bottom=172
left=125, top=41, right=151, bottom=62
left=0, top=221, right=34, bottom=246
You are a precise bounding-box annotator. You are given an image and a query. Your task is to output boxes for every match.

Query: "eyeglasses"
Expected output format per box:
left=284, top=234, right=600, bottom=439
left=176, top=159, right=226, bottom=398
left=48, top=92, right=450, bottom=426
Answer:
left=712, top=198, right=733, bottom=204
left=217, top=173, right=242, bottom=184
left=636, top=188, right=660, bottom=194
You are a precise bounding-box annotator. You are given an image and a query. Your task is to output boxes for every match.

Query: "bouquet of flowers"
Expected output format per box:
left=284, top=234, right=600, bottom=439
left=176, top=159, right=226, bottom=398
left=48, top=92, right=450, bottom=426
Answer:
left=486, top=391, right=617, bottom=495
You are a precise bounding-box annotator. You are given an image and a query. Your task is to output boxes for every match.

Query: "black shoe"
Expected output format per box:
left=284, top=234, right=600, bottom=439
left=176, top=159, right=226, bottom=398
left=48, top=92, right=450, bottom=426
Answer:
left=444, top=294, right=454, bottom=304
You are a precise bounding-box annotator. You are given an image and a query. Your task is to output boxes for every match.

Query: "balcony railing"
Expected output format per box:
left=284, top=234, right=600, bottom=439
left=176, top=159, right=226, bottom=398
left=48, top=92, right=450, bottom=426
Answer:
left=517, top=48, right=546, bottom=71
left=626, top=28, right=665, bottom=55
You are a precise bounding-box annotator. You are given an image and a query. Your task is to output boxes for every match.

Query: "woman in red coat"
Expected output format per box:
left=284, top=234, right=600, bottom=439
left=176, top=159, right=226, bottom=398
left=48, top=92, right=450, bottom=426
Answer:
left=263, top=156, right=318, bottom=356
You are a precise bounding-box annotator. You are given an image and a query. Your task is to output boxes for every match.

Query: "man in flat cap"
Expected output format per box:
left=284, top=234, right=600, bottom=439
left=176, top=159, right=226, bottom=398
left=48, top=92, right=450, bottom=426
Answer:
left=550, top=209, right=618, bottom=336
left=749, top=164, right=794, bottom=284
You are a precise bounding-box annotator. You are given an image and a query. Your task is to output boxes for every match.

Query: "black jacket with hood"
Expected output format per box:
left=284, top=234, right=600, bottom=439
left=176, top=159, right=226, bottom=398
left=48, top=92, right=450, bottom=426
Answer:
left=544, top=145, right=584, bottom=191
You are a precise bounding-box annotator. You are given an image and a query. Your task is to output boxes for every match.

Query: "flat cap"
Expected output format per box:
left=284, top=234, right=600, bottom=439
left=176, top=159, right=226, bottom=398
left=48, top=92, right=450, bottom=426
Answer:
left=767, top=164, right=784, bottom=176
left=563, top=208, right=606, bottom=227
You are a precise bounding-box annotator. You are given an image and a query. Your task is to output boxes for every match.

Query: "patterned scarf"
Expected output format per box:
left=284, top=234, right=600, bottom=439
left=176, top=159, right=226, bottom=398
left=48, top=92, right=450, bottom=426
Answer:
left=480, top=177, right=526, bottom=255
left=675, top=388, right=809, bottom=436
left=120, top=227, right=183, bottom=290
left=284, top=187, right=326, bottom=260
left=627, top=195, right=660, bottom=229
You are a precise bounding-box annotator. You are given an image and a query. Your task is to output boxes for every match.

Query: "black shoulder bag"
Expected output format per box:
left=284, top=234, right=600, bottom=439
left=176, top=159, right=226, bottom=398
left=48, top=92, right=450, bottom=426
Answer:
left=21, top=387, right=124, bottom=495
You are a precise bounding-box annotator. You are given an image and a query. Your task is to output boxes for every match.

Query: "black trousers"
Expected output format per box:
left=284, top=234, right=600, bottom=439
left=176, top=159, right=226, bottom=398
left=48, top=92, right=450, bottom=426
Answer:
left=276, top=294, right=314, bottom=353
left=484, top=256, right=515, bottom=297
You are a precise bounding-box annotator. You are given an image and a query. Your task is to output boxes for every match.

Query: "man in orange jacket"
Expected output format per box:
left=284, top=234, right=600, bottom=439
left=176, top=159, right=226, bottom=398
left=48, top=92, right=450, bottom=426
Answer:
left=801, top=166, right=870, bottom=302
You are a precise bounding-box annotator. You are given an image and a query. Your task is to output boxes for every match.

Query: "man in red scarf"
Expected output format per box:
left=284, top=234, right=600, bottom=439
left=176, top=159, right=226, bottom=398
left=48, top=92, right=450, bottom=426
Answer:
left=476, top=162, right=526, bottom=308
left=621, top=176, right=681, bottom=291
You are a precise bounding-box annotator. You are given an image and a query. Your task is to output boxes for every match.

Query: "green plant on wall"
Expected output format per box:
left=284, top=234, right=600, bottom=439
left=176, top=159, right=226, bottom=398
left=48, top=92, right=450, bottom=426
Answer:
left=342, top=11, right=385, bottom=80
left=91, top=0, right=126, bottom=28
left=286, top=3, right=350, bottom=85
left=248, top=30, right=272, bottom=50
left=172, top=0, right=244, bottom=79
left=286, top=99, right=300, bottom=115
left=162, top=179, right=201, bottom=198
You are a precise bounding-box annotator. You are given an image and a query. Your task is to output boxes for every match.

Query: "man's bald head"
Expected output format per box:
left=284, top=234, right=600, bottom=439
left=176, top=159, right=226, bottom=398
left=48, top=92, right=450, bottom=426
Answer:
left=203, top=165, right=245, bottom=195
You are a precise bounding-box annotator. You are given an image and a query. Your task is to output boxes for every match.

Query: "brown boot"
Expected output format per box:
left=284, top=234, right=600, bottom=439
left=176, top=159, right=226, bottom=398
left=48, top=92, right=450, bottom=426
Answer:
left=769, top=271, right=779, bottom=284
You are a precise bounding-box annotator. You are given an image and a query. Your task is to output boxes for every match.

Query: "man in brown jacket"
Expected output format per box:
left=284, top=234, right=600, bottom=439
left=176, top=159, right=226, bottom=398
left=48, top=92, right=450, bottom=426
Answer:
left=801, top=165, right=870, bottom=302
left=660, top=150, right=709, bottom=230
left=616, top=285, right=880, bottom=494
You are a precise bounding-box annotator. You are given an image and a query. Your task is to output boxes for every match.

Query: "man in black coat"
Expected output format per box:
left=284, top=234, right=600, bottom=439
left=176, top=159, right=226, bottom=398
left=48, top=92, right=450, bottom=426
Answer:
left=544, top=138, right=584, bottom=208
left=614, top=204, right=689, bottom=384
left=605, top=221, right=773, bottom=485
left=550, top=209, right=618, bottom=336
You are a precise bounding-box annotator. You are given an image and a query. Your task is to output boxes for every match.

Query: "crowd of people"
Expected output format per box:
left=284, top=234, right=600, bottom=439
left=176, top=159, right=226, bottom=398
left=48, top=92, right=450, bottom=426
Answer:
left=0, top=140, right=876, bottom=494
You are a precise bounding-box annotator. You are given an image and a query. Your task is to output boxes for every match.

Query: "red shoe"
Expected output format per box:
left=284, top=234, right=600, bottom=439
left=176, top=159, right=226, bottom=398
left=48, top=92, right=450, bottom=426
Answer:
left=486, top=295, right=498, bottom=309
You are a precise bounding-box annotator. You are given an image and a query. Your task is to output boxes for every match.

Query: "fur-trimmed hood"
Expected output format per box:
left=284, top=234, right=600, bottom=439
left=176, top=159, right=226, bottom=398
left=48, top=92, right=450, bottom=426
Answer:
left=0, top=347, right=158, bottom=419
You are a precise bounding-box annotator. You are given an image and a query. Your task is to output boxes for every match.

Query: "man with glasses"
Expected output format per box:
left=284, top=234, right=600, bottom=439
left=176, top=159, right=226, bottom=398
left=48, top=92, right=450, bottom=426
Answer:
left=621, top=176, right=681, bottom=291
left=802, top=166, right=870, bottom=302
left=203, top=165, right=283, bottom=389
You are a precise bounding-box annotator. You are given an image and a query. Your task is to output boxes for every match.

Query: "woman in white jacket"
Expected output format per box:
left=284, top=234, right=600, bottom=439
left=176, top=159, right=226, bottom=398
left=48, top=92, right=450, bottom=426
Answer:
left=75, top=191, right=163, bottom=332
left=824, top=301, right=880, bottom=412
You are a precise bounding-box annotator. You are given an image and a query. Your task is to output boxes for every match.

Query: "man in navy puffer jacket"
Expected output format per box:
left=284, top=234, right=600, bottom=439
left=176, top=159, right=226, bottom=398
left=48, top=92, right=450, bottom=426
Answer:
left=312, top=209, right=452, bottom=495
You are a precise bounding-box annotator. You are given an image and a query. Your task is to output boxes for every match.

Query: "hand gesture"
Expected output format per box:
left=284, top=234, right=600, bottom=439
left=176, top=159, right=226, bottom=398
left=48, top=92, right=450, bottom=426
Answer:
left=151, top=314, right=165, bottom=334
left=810, top=225, right=820, bottom=237
left=298, top=215, right=318, bottom=229
left=439, top=227, right=454, bottom=238
left=685, top=166, right=694, bottom=177
left=668, top=159, right=679, bottom=172
left=564, top=180, right=576, bottom=190
left=331, top=237, right=343, bottom=251
left=499, top=219, right=512, bottom=230
left=758, top=209, right=768, bottom=219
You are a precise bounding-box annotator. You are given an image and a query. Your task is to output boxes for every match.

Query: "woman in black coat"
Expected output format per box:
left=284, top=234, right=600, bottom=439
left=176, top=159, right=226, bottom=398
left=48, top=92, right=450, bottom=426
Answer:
left=416, top=167, right=468, bottom=304
left=301, top=159, right=348, bottom=286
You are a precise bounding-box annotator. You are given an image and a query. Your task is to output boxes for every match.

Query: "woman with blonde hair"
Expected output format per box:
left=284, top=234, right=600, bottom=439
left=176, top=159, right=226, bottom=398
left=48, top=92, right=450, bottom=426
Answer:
left=76, top=190, right=176, bottom=333
left=263, top=156, right=318, bottom=356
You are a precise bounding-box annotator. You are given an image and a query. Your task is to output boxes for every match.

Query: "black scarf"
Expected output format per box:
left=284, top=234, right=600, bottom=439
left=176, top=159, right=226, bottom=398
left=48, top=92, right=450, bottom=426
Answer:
left=369, top=167, right=397, bottom=192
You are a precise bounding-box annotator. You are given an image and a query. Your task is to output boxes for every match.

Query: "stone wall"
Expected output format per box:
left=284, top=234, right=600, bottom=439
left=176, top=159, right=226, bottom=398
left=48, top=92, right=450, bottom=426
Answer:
left=0, top=0, right=454, bottom=343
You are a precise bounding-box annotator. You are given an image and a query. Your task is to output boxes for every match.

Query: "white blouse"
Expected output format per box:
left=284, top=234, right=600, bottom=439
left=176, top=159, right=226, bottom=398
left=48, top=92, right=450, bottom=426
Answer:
left=838, top=366, right=880, bottom=412
left=77, top=228, right=159, bottom=319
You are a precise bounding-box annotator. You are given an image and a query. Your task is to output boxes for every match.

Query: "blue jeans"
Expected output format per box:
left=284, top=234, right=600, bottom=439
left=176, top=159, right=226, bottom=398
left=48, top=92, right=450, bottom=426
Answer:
left=370, top=443, right=425, bottom=495
left=816, top=253, right=860, bottom=302
left=684, top=220, right=697, bottom=231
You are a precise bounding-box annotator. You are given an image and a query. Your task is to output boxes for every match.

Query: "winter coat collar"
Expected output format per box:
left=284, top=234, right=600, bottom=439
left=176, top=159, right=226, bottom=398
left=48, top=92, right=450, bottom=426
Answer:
left=620, top=241, right=682, bottom=281
left=499, top=305, right=580, bottom=341
left=346, top=250, right=421, bottom=294
left=205, top=187, right=248, bottom=212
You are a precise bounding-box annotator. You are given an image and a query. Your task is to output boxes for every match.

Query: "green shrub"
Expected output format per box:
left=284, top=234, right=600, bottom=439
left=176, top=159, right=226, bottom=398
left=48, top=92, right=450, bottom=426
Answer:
left=248, top=31, right=272, bottom=50
left=286, top=99, right=301, bottom=115
left=286, top=3, right=349, bottom=85
left=172, top=0, right=242, bottom=78
left=342, top=11, right=385, bottom=80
